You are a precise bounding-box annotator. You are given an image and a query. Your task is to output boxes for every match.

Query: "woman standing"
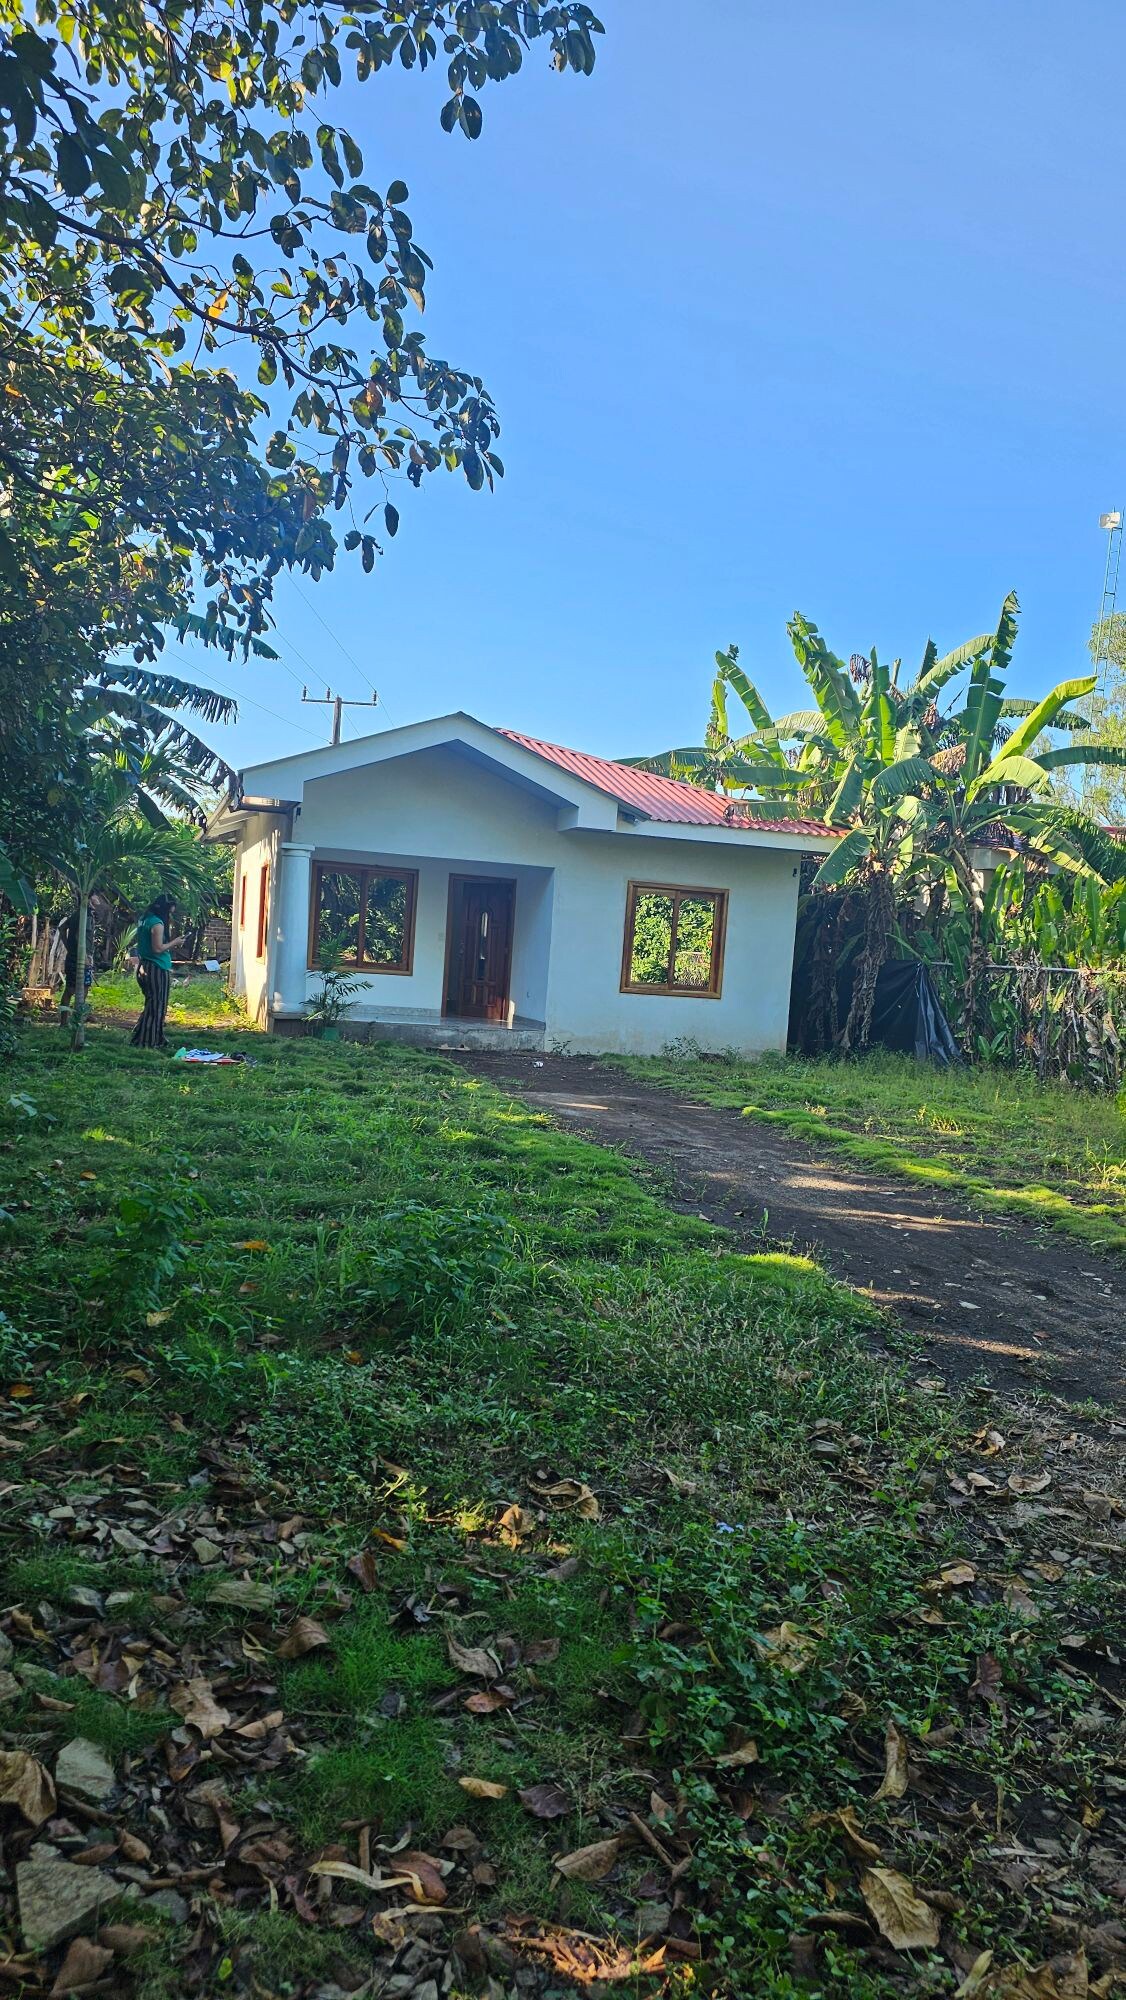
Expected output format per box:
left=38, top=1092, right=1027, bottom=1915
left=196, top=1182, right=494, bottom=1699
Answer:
left=130, top=895, right=185, bottom=1050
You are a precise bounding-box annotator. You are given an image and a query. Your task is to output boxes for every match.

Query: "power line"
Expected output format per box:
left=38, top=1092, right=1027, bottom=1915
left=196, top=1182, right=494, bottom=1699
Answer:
left=203, top=668, right=324, bottom=743
left=290, top=575, right=378, bottom=700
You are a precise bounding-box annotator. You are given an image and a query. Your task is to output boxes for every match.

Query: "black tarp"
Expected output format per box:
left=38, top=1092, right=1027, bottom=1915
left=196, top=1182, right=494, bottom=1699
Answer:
left=865, top=960, right=962, bottom=1065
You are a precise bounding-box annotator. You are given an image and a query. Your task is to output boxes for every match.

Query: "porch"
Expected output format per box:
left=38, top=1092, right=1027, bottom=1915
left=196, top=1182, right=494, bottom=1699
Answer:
left=272, top=1009, right=546, bottom=1050
left=266, top=840, right=553, bottom=1042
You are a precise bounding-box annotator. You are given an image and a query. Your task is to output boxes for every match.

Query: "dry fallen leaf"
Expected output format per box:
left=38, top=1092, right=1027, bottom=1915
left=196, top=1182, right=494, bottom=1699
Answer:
left=457, top=1776, right=509, bottom=1800
left=553, top=1836, right=621, bottom=1881
left=346, top=1550, right=378, bottom=1593
left=464, top=1688, right=512, bottom=1715
left=757, top=1622, right=818, bottom=1673
left=498, top=1503, right=533, bottom=1543
left=170, top=1677, right=231, bottom=1740
left=523, top=1636, right=561, bottom=1666
left=979, top=1951, right=1090, bottom=1999
left=396, top=1850, right=448, bottom=1905
left=955, top=1950, right=995, bottom=1997
left=811, top=1804, right=881, bottom=1862
left=207, top=1577, right=275, bottom=1612
left=49, top=1937, right=113, bottom=1996
left=518, top=1781, right=570, bottom=1819
left=936, top=1561, right=977, bottom=1590
left=0, top=1748, right=55, bottom=1825
left=528, top=1478, right=600, bottom=1520
left=971, top=1652, right=1004, bottom=1708
left=234, top=1238, right=271, bottom=1252
left=1007, top=1472, right=1052, bottom=1495
left=309, top=1860, right=419, bottom=1895
left=447, top=1632, right=502, bottom=1681
left=714, top=1738, right=759, bottom=1768
left=859, top=1866, right=941, bottom=1951
left=873, top=1718, right=910, bottom=1802
left=277, top=1615, right=331, bottom=1659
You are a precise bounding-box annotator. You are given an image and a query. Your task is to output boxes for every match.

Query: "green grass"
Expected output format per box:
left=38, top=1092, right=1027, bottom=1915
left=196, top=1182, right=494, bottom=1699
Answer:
left=0, top=1018, right=1121, bottom=1996
left=617, top=1048, right=1126, bottom=1252
left=89, top=969, right=251, bottom=1030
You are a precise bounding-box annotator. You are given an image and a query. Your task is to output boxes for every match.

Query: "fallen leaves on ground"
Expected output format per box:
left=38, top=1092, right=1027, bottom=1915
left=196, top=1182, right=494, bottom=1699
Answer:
left=553, top=1837, right=622, bottom=1881
left=446, top=1631, right=501, bottom=1680
left=457, top=1776, right=508, bottom=1800
left=859, top=1866, right=942, bottom=1951
left=506, top=1920, right=666, bottom=1983
left=873, top=1717, right=910, bottom=1800
left=169, top=1676, right=231, bottom=1739
left=756, top=1621, right=818, bottom=1672
left=276, top=1614, right=331, bottom=1659
left=714, top=1737, right=759, bottom=1768
left=528, top=1477, right=601, bottom=1519
left=518, top=1781, right=570, bottom=1819
left=0, top=1750, right=55, bottom=1825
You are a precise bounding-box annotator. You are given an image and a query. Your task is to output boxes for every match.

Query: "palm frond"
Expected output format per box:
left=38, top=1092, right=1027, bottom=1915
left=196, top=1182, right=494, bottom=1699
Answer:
left=93, top=668, right=238, bottom=727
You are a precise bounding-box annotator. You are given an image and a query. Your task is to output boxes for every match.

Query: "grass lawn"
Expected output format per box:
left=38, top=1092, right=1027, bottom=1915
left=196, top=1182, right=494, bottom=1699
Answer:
left=618, top=1050, right=1126, bottom=1255
left=1, top=1022, right=1123, bottom=1998
left=88, top=969, right=251, bottom=1032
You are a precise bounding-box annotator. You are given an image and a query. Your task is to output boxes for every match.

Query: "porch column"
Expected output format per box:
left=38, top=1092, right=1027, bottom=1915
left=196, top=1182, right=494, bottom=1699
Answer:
left=272, top=842, right=315, bottom=1015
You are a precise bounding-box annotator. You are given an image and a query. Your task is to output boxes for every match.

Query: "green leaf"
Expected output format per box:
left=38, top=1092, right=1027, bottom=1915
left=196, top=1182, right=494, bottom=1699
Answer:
left=386, top=179, right=409, bottom=205
left=55, top=130, right=92, bottom=195
left=812, top=827, right=874, bottom=889
left=871, top=754, right=937, bottom=804
left=988, top=673, right=1097, bottom=764
left=384, top=501, right=399, bottom=537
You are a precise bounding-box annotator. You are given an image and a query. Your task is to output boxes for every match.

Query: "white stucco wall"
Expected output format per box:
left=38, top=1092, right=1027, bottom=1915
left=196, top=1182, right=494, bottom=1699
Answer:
left=229, top=814, right=281, bottom=1027
left=233, top=744, right=805, bottom=1055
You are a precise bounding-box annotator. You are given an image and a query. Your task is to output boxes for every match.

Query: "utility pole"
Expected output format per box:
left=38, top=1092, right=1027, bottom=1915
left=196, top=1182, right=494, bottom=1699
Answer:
left=1094, top=511, right=1123, bottom=704
left=301, top=685, right=379, bottom=745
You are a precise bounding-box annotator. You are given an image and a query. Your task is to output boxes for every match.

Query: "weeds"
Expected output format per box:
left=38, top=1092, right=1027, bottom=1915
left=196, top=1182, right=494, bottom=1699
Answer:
left=0, top=1026, right=1121, bottom=1997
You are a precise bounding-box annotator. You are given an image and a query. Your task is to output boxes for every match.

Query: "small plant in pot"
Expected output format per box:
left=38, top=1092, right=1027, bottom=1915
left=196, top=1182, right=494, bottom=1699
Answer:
left=307, top=935, right=364, bottom=1040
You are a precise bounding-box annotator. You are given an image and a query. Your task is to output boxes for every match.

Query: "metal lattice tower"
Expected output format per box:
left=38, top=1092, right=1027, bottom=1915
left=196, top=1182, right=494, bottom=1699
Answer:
left=1094, top=509, right=1124, bottom=702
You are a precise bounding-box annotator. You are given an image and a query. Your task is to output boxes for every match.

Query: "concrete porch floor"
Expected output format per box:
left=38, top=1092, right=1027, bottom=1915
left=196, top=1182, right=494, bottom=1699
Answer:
left=273, top=1013, right=546, bottom=1051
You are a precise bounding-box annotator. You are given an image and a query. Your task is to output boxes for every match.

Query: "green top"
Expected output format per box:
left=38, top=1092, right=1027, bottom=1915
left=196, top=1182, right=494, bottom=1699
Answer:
left=135, top=913, right=172, bottom=971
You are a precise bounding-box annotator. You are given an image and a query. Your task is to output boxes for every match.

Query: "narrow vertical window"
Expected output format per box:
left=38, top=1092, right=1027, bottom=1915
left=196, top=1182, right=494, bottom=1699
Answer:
left=256, top=864, right=269, bottom=960
left=239, top=871, right=247, bottom=929
left=621, top=882, right=726, bottom=996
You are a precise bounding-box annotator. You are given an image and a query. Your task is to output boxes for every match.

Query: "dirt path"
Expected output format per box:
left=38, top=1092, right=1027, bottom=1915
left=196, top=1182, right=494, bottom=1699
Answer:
left=455, top=1053, right=1125, bottom=1408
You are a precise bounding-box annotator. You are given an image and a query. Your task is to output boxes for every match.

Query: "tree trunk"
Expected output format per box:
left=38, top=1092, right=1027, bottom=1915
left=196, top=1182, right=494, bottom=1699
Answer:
left=71, top=889, right=90, bottom=1051
left=841, top=867, right=893, bottom=1053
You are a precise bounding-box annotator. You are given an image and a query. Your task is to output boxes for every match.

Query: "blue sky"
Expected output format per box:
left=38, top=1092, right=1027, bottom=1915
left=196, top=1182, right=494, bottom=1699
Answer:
left=170, top=0, right=1126, bottom=772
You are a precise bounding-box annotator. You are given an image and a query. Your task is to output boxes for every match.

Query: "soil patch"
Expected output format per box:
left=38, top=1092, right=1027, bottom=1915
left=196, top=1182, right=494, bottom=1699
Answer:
left=454, top=1053, right=1126, bottom=1408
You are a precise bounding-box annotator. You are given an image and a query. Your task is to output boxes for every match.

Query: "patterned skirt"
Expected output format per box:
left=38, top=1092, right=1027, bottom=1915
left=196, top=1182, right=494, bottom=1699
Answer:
left=130, top=965, right=171, bottom=1049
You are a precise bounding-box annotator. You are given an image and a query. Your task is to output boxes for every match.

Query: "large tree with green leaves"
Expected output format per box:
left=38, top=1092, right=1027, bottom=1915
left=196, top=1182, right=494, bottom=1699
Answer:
left=0, top=0, right=604, bottom=838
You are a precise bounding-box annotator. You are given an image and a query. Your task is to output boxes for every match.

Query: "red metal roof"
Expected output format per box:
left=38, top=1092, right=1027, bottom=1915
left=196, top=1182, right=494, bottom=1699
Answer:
left=497, top=730, right=837, bottom=838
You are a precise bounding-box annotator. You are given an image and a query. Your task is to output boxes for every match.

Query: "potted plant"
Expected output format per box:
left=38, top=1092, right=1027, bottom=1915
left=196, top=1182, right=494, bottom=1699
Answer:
left=307, top=935, right=364, bottom=1040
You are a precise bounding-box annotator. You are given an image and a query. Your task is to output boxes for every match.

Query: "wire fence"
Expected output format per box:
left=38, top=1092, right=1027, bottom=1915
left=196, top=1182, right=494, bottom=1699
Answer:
left=925, top=959, right=1126, bottom=1088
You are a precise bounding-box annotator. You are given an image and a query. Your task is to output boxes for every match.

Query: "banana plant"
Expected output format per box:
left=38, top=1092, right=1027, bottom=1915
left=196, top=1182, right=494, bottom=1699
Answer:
left=622, top=645, right=819, bottom=802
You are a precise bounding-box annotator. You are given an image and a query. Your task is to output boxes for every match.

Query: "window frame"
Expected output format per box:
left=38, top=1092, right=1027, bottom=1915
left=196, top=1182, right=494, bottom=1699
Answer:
left=307, top=860, right=419, bottom=976
left=620, top=880, right=728, bottom=999
left=256, top=863, right=269, bottom=961
left=239, top=869, right=247, bottom=930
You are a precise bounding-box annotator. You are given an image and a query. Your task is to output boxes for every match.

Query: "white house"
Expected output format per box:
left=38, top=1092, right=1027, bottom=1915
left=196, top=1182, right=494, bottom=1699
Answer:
left=205, top=713, right=838, bottom=1055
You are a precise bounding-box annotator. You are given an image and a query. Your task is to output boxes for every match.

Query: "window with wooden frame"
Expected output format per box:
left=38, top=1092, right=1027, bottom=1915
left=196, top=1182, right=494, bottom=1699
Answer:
left=620, top=882, right=727, bottom=997
left=256, top=864, right=269, bottom=960
left=239, top=870, right=248, bottom=930
left=308, top=862, right=418, bottom=974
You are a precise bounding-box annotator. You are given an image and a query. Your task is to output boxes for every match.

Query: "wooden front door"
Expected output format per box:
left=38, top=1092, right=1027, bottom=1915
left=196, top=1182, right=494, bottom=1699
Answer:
left=445, top=877, right=515, bottom=1021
